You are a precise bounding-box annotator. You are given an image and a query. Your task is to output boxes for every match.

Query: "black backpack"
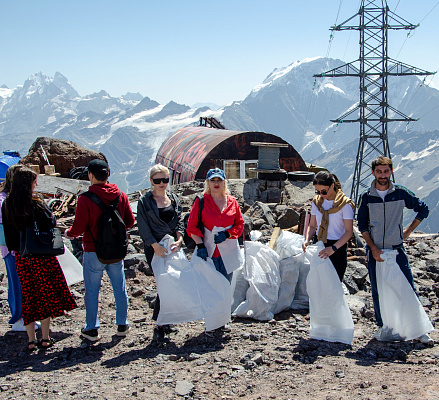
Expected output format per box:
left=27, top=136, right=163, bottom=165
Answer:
left=81, top=191, right=128, bottom=264
left=183, top=195, right=204, bottom=249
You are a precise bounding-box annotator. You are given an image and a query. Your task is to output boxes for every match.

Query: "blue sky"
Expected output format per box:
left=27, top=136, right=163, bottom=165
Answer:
left=1, top=0, right=438, bottom=106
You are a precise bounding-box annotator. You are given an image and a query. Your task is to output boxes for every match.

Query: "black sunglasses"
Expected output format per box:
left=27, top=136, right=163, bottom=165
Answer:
left=315, top=189, right=328, bottom=195
left=152, top=177, right=169, bottom=184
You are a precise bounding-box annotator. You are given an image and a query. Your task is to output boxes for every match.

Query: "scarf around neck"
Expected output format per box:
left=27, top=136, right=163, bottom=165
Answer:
left=312, top=189, right=355, bottom=243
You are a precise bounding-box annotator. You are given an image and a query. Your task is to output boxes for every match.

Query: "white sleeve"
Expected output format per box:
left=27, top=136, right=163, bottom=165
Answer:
left=342, top=204, right=354, bottom=220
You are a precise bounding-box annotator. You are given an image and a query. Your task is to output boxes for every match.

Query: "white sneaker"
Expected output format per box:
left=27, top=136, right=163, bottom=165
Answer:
left=373, top=326, right=383, bottom=341
left=220, top=323, right=231, bottom=332
left=418, top=334, right=434, bottom=345
left=11, top=319, right=41, bottom=332
left=11, top=319, right=26, bottom=332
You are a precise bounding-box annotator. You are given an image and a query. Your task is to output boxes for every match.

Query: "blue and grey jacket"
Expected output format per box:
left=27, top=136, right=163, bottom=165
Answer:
left=357, top=180, right=429, bottom=250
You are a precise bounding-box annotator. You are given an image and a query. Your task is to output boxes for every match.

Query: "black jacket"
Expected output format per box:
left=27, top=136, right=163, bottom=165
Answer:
left=137, top=190, right=185, bottom=247
left=2, top=200, right=56, bottom=252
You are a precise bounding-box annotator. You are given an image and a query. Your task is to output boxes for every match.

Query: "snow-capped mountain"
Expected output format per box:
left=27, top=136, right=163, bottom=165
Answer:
left=0, top=59, right=438, bottom=232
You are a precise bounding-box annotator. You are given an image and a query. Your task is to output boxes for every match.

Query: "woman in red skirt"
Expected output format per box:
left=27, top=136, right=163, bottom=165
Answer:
left=2, top=166, right=77, bottom=350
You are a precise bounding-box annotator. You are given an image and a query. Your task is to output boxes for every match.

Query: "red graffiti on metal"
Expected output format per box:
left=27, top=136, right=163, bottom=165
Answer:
left=156, top=127, right=242, bottom=181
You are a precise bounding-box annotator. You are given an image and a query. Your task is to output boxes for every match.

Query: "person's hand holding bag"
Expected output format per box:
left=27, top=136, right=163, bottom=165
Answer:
left=214, top=231, right=230, bottom=244
left=196, top=243, right=208, bottom=260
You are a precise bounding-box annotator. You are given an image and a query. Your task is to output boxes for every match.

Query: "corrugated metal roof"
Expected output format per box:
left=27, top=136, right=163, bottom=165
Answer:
left=156, top=126, right=250, bottom=181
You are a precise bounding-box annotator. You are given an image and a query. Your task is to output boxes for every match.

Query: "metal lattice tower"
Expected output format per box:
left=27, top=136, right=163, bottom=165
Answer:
left=314, top=0, right=435, bottom=208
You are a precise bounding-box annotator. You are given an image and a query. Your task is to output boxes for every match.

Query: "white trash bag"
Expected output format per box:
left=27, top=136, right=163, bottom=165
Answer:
left=306, top=241, right=354, bottom=345
left=57, top=246, right=83, bottom=286
left=375, top=250, right=433, bottom=341
left=273, top=255, right=301, bottom=314
left=290, top=253, right=310, bottom=310
left=233, top=241, right=280, bottom=321
left=231, top=263, right=249, bottom=313
left=274, top=231, right=309, bottom=310
left=191, top=254, right=231, bottom=331
left=151, top=235, right=204, bottom=326
left=275, top=231, right=304, bottom=260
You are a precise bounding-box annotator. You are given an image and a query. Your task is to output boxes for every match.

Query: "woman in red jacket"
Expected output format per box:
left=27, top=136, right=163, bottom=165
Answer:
left=187, top=168, right=244, bottom=285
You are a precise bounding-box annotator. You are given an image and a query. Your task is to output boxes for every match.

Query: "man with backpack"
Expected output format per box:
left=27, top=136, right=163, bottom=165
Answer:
left=66, top=159, right=135, bottom=341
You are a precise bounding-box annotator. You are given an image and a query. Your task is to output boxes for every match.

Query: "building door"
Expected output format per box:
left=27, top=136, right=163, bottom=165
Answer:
left=224, top=160, right=257, bottom=179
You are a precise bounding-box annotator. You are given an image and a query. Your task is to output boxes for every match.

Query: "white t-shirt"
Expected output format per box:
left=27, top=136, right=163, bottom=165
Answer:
left=376, top=188, right=388, bottom=201
left=311, top=199, right=354, bottom=240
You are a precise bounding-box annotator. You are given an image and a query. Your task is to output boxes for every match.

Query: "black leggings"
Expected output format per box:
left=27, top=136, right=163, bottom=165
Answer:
left=325, top=239, right=348, bottom=282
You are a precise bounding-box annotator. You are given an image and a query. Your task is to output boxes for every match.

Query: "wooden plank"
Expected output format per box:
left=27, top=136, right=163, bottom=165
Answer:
left=269, top=227, right=282, bottom=250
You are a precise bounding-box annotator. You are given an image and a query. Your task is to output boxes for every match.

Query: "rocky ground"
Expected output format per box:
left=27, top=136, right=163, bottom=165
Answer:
left=0, top=179, right=438, bottom=400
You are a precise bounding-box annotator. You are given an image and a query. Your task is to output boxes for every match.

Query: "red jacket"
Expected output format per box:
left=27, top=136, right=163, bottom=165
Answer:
left=66, top=183, right=135, bottom=252
left=187, top=193, right=244, bottom=257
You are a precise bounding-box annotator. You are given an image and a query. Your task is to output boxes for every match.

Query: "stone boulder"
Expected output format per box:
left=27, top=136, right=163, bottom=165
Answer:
left=343, top=261, right=369, bottom=294
left=20, top=137, right=107, bottom=178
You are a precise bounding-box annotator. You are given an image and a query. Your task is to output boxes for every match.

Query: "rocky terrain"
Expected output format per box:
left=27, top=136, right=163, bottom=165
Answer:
left=0, top=179, right=438, bottom=400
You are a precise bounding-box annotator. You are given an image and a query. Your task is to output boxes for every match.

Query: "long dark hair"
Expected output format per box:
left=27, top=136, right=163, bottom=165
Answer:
left=313, top=171, right=342, bottom=191
left=4, top=167, right=41, bottom=227
left=1, top=164, right=24, bottom=194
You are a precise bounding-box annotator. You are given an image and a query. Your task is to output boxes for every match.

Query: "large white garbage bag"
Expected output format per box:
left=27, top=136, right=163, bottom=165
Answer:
left=57, top=246, right=83, bottom=286
left=290, top=254, right=310, bottom=310
left=231, top=264, right=249, bottom=313
left=375, top=250, right=434, bottom=341
left=273, top=255, right=301, bottom=314
left=306, top=242, right=354, bottom=345
left=190, top=255, right=231, bottom=331
left=274, top=231, right=309, bottom=310
left=233, top=241, right=280, bottom=321
left=152, top=236, right=203, bottom=326
left=275, top=231, right=304, bottom=259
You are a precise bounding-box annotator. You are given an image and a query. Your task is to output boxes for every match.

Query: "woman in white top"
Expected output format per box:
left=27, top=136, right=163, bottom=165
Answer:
left=303, top=171, right=354, bottom=281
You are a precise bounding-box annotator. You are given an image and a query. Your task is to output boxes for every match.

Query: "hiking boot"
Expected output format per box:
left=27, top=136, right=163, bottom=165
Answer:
left=220, top=323, right=231, bottom=332
left=418, top=333, right=434, bottom=345
left=372, top=327, right=383, bottom=341
left=163, top=324, right=178, bottom=334
left=81, top=328, right=100, bottom=342
left=116, top=325, right=130, bottom=337
left=153, top=326, right=168, bottom=343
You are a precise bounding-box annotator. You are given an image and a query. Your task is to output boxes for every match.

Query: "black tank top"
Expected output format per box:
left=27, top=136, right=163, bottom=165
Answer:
left=158, top=204, right=174, bottom=224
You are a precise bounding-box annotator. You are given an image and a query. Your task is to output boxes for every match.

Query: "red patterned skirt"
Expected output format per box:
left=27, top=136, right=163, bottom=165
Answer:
left=15, top=252, right=77, bottom=325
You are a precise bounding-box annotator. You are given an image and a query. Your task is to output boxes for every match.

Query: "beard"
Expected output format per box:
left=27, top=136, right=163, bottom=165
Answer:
left=377, top=177, right=390, bottom=186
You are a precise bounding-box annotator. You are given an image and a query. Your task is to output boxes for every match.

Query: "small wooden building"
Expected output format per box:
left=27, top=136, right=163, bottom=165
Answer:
left=155, top=126, right=307, bottom=184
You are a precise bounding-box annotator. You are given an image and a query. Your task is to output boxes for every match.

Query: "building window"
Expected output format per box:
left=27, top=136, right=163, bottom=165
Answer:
left=224, top=160, right=258, bottom=179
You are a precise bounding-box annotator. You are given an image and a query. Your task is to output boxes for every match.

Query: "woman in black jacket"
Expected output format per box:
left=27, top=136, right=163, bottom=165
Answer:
left=137, top=164, right=185, bottom=342
left=2, top=167, right=77, bottom=350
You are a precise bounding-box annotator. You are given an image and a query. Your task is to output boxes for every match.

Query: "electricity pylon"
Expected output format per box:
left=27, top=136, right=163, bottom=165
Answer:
left=314, top=0, right=435, bottom=208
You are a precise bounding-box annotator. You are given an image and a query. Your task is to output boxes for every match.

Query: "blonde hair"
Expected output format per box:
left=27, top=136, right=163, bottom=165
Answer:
left=149, top=163, right=169, bottom=179
left=203, top=179, right=229, bottom=196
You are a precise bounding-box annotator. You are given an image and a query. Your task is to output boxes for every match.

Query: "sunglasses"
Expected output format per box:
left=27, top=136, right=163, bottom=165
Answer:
left=152, top=177, right=169, bottom=184
left=315, top=189, right=329, bottom=195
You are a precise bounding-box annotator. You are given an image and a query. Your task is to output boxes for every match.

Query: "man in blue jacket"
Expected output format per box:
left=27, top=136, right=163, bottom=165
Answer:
left=357, top=156, right=432, bottom=344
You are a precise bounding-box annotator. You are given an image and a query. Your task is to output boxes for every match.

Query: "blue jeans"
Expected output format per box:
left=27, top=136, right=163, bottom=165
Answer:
left=82, top=252, right=129, bottom=330
left=4, top=253, right=22, bottom=324
left=212, top=256, right=233, bottom=283
left=367, top=246, right=417, bottom=327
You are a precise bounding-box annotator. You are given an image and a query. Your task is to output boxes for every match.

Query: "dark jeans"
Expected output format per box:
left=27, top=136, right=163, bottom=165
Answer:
left=212, top=256, right=233, bottom=283
left=367, top=246, right=417, bottom=327
left=325, top=239, right=348, bottom=282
